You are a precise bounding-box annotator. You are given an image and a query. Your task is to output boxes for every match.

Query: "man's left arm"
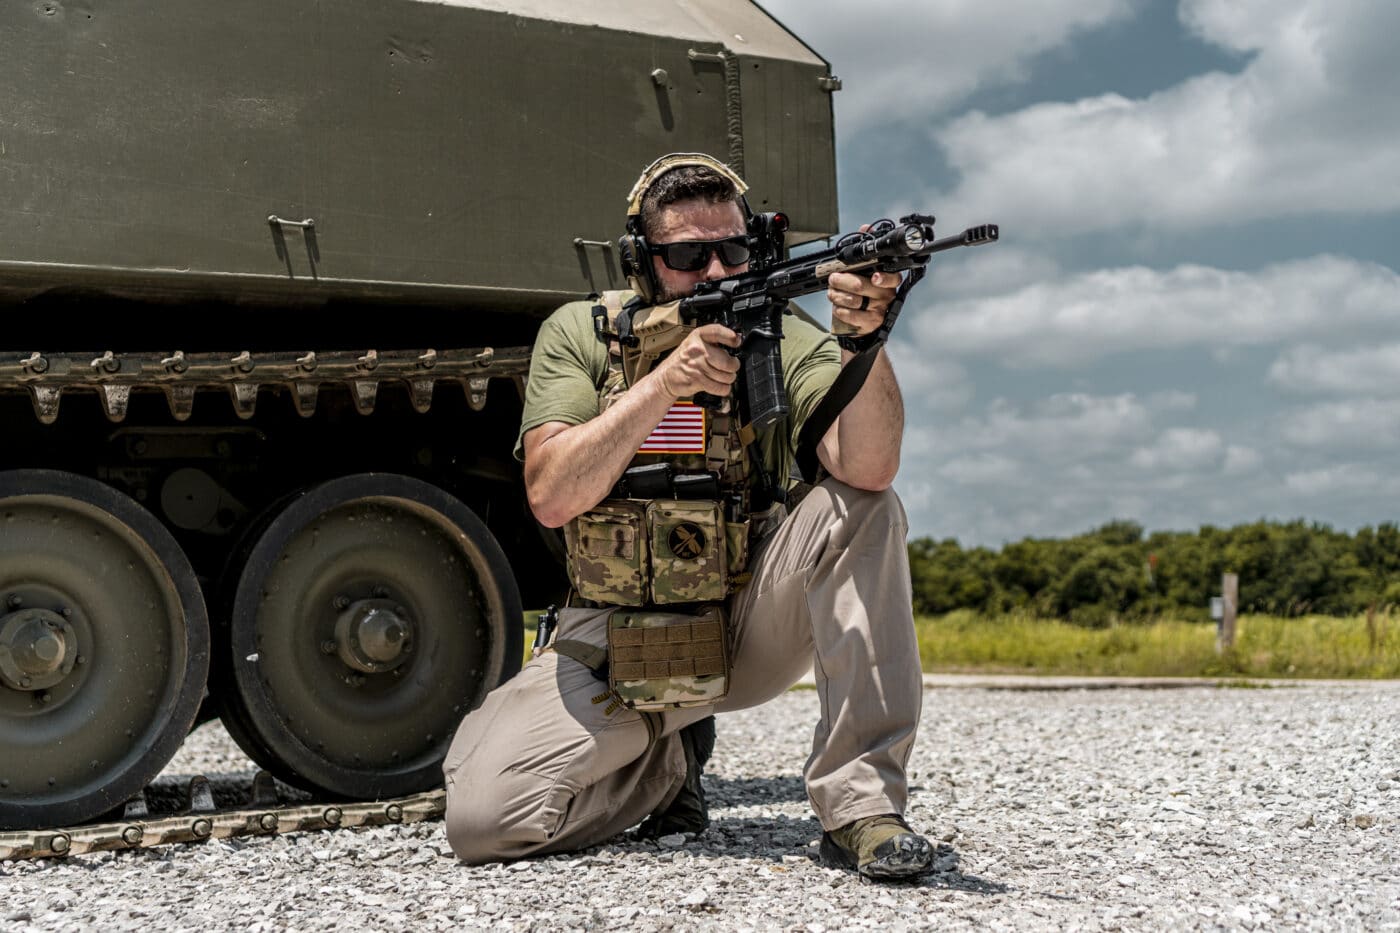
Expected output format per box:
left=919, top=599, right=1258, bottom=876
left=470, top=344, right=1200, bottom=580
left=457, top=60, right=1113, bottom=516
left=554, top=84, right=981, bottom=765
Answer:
left=814, top=269, right=905, bottom=491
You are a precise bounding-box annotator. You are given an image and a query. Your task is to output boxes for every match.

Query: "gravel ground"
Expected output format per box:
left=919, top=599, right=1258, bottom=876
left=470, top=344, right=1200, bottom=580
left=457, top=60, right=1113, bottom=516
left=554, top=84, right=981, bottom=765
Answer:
left=3, top=681, right=1397, bottom=931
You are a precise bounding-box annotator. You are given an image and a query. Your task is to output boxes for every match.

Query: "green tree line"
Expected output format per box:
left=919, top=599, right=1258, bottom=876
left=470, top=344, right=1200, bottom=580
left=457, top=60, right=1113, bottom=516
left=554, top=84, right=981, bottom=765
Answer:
left=908, top=519, right=1400, bottom=626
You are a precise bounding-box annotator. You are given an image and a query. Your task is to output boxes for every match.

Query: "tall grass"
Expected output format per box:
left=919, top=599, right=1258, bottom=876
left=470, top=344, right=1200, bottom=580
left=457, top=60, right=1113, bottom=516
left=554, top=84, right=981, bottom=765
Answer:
left=916, top=610, right=1400, bottom=679
left=523, top=610, right=1400, bottom=678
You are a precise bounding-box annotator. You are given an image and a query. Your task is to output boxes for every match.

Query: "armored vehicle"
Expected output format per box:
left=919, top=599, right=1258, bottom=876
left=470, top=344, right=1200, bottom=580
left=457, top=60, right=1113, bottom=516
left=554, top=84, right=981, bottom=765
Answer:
left=0, top=0, right=838, bottom=831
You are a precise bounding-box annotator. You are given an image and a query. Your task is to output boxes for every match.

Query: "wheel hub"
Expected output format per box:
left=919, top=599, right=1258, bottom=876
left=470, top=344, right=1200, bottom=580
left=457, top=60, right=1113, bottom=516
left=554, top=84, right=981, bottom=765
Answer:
left=0, top=609, right=76, bottom=691
left=333, top=598, right=415, bottom=674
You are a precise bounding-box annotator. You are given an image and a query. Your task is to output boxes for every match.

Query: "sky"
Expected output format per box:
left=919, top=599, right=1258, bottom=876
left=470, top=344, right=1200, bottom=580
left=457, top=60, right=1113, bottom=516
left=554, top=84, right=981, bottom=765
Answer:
left=761, top=0, right=1400, bottom=547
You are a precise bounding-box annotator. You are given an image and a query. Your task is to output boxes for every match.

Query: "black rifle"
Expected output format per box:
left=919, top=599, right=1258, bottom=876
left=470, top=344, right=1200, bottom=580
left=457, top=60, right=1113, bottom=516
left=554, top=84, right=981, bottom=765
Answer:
left=679, top=214, right=998, bottom=441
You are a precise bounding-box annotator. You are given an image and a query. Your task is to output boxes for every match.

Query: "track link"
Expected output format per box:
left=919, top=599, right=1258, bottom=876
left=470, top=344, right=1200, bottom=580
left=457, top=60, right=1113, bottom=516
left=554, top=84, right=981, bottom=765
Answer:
left=1, top=775, right=445, bottom=861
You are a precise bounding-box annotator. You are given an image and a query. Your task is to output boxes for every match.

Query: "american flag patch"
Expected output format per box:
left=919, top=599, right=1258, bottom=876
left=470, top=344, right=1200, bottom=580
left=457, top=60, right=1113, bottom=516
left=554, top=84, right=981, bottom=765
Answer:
left=638, top=402, right=707, bottom=454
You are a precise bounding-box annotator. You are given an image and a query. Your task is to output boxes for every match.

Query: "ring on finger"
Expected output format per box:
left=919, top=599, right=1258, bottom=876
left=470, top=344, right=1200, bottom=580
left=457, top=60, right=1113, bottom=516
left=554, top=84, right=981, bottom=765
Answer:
left=858, top=294, right=870, bottom=311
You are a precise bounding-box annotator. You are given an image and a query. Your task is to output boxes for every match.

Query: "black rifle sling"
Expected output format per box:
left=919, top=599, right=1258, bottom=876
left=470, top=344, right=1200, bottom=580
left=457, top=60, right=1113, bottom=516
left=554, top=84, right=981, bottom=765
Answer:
left=794, top=346, right=878, bottom=483
left=793, top=265, right=927, bottom=483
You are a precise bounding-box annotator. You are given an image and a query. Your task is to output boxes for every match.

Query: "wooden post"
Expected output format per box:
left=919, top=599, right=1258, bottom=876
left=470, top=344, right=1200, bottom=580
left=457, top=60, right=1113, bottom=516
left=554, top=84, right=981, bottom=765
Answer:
left=1218, top=572, right=1238, bottom=653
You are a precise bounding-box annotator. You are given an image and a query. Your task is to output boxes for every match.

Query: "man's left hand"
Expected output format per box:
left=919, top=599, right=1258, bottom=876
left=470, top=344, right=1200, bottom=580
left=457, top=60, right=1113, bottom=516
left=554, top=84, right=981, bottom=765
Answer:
left=828, top=269, right=901, bottom=337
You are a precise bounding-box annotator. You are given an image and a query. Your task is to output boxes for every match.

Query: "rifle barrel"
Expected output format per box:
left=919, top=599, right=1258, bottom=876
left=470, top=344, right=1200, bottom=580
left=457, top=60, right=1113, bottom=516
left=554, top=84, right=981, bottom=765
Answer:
left=927, top=224, right=999, bottom=254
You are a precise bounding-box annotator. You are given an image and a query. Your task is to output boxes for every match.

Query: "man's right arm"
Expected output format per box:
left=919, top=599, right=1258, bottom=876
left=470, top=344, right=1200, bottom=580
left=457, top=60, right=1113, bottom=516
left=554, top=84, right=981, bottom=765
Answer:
left=524, top=323, right=742, bottom=528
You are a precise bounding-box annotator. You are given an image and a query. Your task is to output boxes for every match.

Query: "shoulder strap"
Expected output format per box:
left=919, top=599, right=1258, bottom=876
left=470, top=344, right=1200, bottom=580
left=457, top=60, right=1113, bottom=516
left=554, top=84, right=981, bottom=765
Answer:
left=794, top=346, right=881, bottom=483
left=591, top=290, right=629, bottom=346
left=553, top=639, right=609, bottom=676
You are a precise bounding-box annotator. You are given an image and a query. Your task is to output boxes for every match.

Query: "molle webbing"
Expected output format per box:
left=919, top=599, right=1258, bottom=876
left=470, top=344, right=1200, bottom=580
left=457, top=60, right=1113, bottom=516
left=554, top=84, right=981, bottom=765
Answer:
left=609, top=617, right=725, bottom=681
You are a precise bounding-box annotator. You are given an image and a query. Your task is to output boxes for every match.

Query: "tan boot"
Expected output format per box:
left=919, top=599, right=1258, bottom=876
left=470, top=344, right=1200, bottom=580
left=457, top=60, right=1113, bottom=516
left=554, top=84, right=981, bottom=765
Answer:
left=819, top=814, right=933, bottom=879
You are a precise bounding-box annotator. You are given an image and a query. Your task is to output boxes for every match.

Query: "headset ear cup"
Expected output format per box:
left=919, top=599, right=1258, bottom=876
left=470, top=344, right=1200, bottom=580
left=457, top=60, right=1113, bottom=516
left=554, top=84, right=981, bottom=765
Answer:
left=617, top=233, right=655, bottom=305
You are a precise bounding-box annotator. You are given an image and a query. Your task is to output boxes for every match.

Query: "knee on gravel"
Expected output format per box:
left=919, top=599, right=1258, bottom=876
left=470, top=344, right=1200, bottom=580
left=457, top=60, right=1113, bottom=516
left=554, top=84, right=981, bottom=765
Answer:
left=442, top=774, right=543, bottom=865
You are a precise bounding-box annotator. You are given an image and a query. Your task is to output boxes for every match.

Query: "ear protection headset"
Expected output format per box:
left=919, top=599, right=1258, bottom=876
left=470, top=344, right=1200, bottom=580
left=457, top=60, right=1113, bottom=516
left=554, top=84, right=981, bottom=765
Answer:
left=617, top=153, right=751, bottom=305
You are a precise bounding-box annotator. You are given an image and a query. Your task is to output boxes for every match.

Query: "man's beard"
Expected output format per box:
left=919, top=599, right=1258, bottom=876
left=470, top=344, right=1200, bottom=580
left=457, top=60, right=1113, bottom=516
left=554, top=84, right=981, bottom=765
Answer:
left=654, top=283, right=687, bottom=304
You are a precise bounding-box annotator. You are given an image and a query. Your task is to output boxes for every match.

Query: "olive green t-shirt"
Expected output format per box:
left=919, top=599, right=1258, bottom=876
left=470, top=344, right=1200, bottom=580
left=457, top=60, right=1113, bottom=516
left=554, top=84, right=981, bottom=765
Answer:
left=514, top=295, right=840, bottom=490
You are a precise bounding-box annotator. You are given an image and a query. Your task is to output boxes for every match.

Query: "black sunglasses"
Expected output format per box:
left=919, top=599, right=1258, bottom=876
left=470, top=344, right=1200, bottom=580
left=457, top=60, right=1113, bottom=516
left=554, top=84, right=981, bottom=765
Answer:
left=647, top=235, right=752, bottom=272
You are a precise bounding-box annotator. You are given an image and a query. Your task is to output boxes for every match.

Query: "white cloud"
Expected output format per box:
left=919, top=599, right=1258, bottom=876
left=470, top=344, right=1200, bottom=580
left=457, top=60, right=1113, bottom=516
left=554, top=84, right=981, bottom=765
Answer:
left=757, top=0, right=1136, bottom=130
left=927, top=246, right=1062, bottom=301
left=1283, top=463, right=1387, bottom=497
left=1279, top=399, right=1400, bottom=450
left=883, top=344, right=972, bottom=412
left=933, top=0, right=1400, bottom=235
left=900, top=393, right=1156, bottom=506
left=1223, top=444, right=1262, bottom=475
left=1129, top=428, right=1224, bottom=470
left=936, top=453, right=1023, bottom=486
left=1268, top=343, right=1400, bottom=396
left=770, top=0, right=1400, bottom=545
left=899, top=392, right=1216, bottom=539
left=889, top=385, right=1376, bottom=544
left=1146, top=390, right=1198, bottom=413
left=942, top=393, right=1155, bottom=460
left=912, top=255, right=1400, bottom=367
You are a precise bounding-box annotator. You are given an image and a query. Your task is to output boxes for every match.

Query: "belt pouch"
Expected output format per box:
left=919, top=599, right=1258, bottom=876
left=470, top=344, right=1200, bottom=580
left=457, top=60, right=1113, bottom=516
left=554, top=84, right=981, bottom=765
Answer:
left=725, top=518, right=751, bottom=582
left=607, top=606, right=729, bottom=711
left=564, top=500, right=649, bottom=606
left=646, top=499, right=727, bottom=604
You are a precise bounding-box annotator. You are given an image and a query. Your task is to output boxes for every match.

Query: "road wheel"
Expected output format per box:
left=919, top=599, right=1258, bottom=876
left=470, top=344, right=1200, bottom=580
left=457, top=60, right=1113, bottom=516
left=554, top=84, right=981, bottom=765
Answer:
left=0, top=470, right=209, bottom=830
left=219, top=473, right=523, bottom=798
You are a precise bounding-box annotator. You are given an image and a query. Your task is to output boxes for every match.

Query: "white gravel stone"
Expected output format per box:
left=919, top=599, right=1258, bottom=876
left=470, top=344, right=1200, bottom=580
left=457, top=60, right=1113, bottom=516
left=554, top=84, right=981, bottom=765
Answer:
left=3, top=682, right=1399, bottom=930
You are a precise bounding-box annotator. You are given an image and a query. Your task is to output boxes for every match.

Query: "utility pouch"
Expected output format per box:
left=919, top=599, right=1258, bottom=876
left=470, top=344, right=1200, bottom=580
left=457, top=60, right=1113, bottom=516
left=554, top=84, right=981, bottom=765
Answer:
left=646, top=499, right=727, bottom=605
left=564, top=501, right=649, bottom=606
left=725, top=518, right=751, bottom=584
left=607, top=605, right=729, bottom=710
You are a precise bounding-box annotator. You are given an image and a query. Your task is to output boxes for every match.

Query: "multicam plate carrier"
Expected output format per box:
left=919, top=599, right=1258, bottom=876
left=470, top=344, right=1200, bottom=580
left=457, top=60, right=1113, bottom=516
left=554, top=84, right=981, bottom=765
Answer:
left=554, top=292, right=757, bottom=711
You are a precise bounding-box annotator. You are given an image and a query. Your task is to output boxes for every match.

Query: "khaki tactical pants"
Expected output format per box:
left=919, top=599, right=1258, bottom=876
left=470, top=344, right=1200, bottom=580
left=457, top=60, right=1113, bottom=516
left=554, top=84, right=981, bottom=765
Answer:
left=443, top=478, right=922, bottom=863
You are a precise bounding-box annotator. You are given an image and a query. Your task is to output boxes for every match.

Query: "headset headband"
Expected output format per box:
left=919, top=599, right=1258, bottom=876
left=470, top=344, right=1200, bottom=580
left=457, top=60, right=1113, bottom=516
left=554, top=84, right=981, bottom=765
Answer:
left=625, top=153, right=749, bottom=218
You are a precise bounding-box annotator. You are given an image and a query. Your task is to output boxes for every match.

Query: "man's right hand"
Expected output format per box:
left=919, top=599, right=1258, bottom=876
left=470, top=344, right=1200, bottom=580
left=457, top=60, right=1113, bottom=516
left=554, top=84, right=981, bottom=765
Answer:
left=654, top=324, right=742, bottom=399
left=524, top=325, right=740, bottom=527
